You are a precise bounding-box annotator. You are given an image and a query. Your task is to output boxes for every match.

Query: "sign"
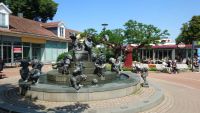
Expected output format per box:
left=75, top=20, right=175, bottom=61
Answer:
left=177, top=42, right=185, bottom=48
left=13, top=48, right=22, bottom=53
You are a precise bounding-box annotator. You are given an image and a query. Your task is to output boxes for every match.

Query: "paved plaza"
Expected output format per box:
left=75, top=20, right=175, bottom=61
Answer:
left=0, top=65, right=200, bottom=113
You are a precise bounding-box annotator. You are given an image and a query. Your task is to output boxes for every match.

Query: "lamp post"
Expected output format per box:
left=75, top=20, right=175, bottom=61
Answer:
left=102, top=23, right=108, bottom=31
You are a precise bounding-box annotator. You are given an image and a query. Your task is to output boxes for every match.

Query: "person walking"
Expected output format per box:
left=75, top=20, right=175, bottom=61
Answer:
left=198, top=56, right=200, bottom=72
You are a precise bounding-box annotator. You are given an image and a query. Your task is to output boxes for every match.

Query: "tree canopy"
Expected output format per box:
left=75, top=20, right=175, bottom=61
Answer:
left=176, top=16, right=200, bottom=44
left=0, top=0, right=58, bottom=22
left=124, top=20, right=169, bottom=48
left=80, top=28, right=97, bottom=38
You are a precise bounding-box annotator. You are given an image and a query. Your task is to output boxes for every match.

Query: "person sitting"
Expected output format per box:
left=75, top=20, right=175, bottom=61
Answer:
left=0, top=59, right=5, bottom=79
left=0, top=59, right=5, bottom=72
left=166, top=60, right=172, bottom=74
left=171, top=60, right=178, bottom=74
left=162, top=60, right=167, bottom=69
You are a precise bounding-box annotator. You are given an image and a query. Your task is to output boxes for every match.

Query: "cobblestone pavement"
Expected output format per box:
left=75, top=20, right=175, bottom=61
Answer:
left=142, top=72, right=200, bottom=113
left=1, top=66, right=200, bottom=113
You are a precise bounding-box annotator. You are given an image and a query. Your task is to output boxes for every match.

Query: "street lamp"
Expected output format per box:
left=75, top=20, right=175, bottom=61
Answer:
left=102, top=23, right=108, bottom=31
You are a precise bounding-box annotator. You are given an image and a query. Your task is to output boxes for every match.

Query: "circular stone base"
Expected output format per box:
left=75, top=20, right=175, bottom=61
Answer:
left=26, top=72, right=141, bottom=102
left=0, top=80, right=164, bottom=113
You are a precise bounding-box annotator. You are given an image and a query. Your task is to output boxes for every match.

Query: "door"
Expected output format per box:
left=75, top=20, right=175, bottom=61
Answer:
left=3, top=46, right=11, bottom=63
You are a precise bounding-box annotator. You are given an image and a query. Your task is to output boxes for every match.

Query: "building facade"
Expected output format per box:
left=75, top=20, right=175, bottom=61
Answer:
left=0, top=3, right=77, bottom=66
left=137, top=45, right=193, bottom=63
left=132, top=38, right=196, bottom=63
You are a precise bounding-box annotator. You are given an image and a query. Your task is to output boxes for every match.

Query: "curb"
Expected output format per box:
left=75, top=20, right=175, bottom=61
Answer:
left=86, top=82, right=164, bottom=113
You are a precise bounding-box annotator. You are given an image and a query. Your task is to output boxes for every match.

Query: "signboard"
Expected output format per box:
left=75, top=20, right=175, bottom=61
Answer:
left=13, top=48, right=22, bottom=53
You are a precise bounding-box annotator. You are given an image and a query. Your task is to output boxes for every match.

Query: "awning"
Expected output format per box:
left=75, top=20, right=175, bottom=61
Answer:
left=22, top=37, right=46, bottom=44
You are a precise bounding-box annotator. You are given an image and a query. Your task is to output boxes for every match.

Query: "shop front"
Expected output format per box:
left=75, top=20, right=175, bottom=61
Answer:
left=0, top=35, right=46, bottom=66
left=0, top=34, right=69, bottom=66
left=137, top=45, right=194, bottom=63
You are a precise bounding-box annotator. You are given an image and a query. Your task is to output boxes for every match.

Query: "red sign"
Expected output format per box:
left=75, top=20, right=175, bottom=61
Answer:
left=13, top=48, right=22, bottom=53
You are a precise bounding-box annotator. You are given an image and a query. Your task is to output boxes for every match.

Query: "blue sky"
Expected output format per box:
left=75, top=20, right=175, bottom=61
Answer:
left=53, top=0, right=200, bottom=39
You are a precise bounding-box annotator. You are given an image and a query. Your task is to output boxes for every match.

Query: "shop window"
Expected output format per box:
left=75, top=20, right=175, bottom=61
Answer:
left=3, top=41, right=11, bottom=46
left=23, top=47, right=30, bottom=60
left=23, top=43, right=30, bottom=47
left=32, top=44, right=41, bottom=47
left=164, top=50, right=168, bottom=59
left=32, top=47, right=41, bottom=60
left=159, top=50, right=162, bottom=60
left=168, top=50, right=172, bottom=59
left=3, top=46, right=11, bottom=63
left=13, top=42, right=22, bottom=46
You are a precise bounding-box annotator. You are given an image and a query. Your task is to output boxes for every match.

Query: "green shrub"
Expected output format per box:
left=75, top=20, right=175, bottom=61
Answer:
left=148, top=67, right=157, bottom=71
left=161, top=68, right=168, bottom=73
left=57, top=51, right=73, bottom=62
left=105, top=63, right=111, bottom=71
left=122, top=67, right=133, bottom=71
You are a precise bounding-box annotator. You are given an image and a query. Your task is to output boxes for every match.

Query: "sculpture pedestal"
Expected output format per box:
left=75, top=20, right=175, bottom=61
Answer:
left=75, top=51, right=90, bottom=61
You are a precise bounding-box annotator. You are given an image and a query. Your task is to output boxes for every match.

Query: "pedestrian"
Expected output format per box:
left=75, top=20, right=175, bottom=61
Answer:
left=167, top=60, right=172, bottom=74
left=198, top=56, right=200, bottom=72
left=172, top=60, right=178, bottom=74
left=0, top=59, right=4, bottom=72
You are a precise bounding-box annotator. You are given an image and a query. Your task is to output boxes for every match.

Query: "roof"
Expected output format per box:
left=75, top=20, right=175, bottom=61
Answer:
left=41, top=22, right=60, bottom=28
left=65, top=29, right=81, bottom=41
left=0, top=15, right=81, bottom=42
left=0, top=2, right=12, bottom=13
left=126, top=44, right=192, bottom=49
left=150, top=44, right=192, bottom=49
left=9, top=15, right=58, bottom=37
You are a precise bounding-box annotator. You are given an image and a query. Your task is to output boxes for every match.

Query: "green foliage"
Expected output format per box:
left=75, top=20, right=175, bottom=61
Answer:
left=56, top=51, right=72, bottom=62
left=124, top=20, right=169, bottom=47
left=105, top=64, right=111, bottom=71
left=97, top=29, right=124, bottom=58
left=80, top=28, right=97, bottom=38
left=148, top=67, right=157, bottom=71
left=176, top=16, right=200, bottom=44
left=161, top=68, right=169, bottom=73
left=1, top=0, right=58, bottom=22
left=98, top=29, right=124, bottom=45
left=80, top=28, right=100, bottom=44
left=105, top=48, right=115, bottom=61
left=132, top=49, right=139, bottom=61
left=122, top=67, right=133, bottom=71
left=92, top=47, right=114, bottom=62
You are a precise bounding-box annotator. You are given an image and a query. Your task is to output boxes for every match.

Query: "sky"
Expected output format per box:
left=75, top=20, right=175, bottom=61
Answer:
left=53, top=0, right=200, bottom=40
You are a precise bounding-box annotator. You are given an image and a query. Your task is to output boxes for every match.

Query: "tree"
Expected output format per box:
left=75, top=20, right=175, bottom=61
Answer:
left=98, top=29, right=125, bottom=58
left=176, top=16, right=200, bottom=44
left=80, top=28, right=97, bottom=38
left=80, top=28, right=99, bottom=44
left=124, top=20, right=169, bottom=48
left=0, top=0, right=58, bottom=22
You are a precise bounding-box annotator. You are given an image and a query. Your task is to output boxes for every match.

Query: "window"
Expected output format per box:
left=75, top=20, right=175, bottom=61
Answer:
left=0, top=13, right=6, bottom=28
left=60, top=27, right=64, bottom=37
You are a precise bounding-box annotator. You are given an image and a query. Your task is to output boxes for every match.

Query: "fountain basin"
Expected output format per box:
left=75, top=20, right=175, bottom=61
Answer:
left=26, top=72, right=140, bottom=102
